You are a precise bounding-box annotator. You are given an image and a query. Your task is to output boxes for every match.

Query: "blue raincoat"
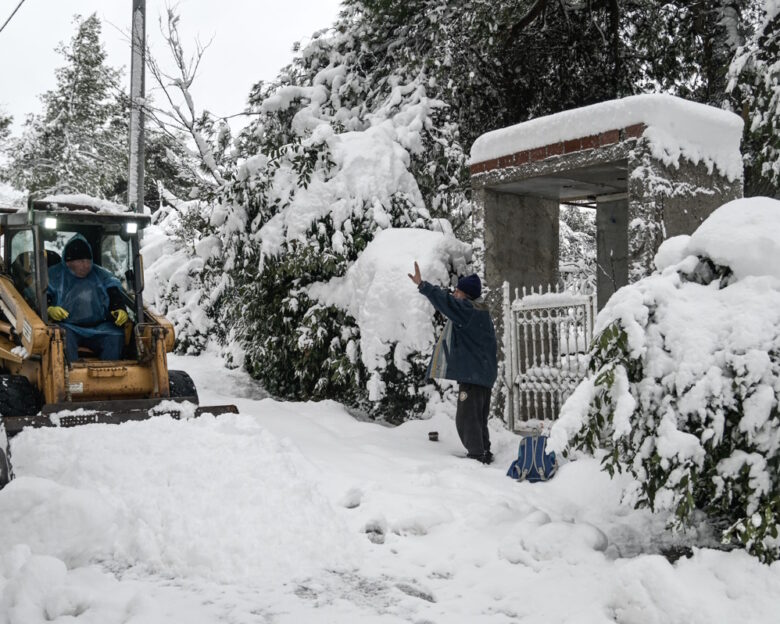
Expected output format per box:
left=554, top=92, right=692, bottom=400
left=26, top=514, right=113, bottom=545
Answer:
left=47, top=234, right=124, bottom=340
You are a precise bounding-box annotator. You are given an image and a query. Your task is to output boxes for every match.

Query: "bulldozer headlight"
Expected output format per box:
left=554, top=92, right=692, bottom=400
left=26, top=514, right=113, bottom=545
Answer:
left=44, top=217, right=57, bottom=230
left=125, top=222, right=138, bottom=234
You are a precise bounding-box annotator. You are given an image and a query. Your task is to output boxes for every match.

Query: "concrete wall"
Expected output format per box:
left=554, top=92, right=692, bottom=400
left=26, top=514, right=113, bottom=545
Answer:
left=596, top=196, right=629, bottom=310
left=482, top=190, right=559, bottom=298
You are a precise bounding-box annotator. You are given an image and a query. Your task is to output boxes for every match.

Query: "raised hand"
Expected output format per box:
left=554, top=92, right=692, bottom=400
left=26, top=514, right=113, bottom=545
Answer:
left=408, top=261, right=422, bottom=285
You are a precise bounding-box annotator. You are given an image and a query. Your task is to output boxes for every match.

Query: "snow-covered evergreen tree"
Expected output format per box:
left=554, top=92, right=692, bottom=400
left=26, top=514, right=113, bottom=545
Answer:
left=551, top=197, right=780, bottom=563
left=0, top=111, right=10, bottom=145
left=0, top=14, right=198, bottom=208
left=1, top=14, right=126, bottom=198
left=728, top=1, right=780, bottom=197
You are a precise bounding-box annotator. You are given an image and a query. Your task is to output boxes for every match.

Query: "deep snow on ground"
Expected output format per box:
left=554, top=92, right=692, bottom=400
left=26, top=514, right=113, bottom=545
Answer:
left=1, top=353, right=779, bottom=623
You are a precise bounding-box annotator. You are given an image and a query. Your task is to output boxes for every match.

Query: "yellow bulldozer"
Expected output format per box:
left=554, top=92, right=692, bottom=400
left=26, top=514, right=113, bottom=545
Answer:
left=0, top=197, right=236, bottom=488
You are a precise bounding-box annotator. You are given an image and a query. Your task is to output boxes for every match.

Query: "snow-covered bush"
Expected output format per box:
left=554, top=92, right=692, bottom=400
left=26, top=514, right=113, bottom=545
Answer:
left=550, top=197, right=780, bottom=563
left=162, top=12, right=484, bottom=420
left=141, top=201, right=215, bottom=355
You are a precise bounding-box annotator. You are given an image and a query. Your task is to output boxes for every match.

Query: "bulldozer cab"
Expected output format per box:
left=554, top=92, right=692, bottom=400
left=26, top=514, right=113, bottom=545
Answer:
left=2, top=198, right=149, bottom=338
left=0, top=196, right=180, bottom=410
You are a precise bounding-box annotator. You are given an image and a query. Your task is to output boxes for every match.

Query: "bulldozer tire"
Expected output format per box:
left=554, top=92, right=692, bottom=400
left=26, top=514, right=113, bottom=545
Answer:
left=0, top=420, right=12, bottom=490
left=0, top=376, right=41, bottom=488
left=0, top=375, right=41, bottom=420
left=168, top=370, right=199, bottom=403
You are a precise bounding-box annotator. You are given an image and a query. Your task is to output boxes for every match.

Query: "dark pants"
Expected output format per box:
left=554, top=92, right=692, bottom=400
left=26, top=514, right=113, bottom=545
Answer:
left=63, top=328, right=124, bottom=362
left=456, top=382, right=492, bottom=457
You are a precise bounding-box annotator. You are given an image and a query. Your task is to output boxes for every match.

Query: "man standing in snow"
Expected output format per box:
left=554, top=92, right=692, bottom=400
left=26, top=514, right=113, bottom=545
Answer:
left=409, top=262, right=498, bottom=464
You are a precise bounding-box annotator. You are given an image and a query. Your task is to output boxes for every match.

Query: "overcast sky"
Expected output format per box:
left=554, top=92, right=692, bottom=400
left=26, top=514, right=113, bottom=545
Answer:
left=0, top=0, right=343, bottom=133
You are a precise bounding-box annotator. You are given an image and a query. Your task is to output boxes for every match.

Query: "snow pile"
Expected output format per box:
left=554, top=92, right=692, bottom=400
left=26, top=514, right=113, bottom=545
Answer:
left=308, top=228, right=471, bottom=399
left=1, top=352, right=779, bottom=622
left=470, top=94, right=744, bottom=181
left=654, top=197, right=780, bottom=280
left=2, top=414, right=356, bottom=584
left=551, top=197, right=780, bottom=561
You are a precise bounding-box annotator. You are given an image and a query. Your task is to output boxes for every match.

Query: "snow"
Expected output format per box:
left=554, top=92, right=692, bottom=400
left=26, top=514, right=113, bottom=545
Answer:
left=308, top=228, right=471, bottom=399
left=685, top=197, right=780, bottom=280
left=257, top=122, right=428, bottom=258
left=0, top=183, right=22, bottom=208
left=2, top=352, right=779, bottom=622
left=470, top=94, right=744, bottom=181
left=140, top=202, right=213, bottom=351
left=39, top=194, right=132, bottom=215
left=653, top=198, right=780, bottom=280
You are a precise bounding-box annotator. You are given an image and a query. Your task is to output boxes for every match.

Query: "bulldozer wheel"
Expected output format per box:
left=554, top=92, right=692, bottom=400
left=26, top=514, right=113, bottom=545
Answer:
left=0, top=375, right=42, bottom=420
left=0, top=376, right=41, bottom=487
left=0, top=421, right=12, bottom=490
left=168, top=370, right=199, bottom=403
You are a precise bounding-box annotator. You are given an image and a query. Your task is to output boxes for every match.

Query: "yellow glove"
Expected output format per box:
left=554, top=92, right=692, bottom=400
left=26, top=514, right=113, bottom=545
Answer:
left=111, top=309, right=129, bottom=327
left=47, top=306, right=69, bottom=321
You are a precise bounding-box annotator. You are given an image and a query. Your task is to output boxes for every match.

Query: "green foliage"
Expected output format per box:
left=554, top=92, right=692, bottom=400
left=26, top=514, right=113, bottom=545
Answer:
left=375, top=353, right=434, bottom=425
left=568, top=315, right=780, bottom=563
left=728, top=8, right=780, bottom=196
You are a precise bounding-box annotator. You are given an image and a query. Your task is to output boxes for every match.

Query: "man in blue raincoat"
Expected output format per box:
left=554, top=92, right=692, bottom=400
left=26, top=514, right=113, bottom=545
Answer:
left=47, top=234, right=128, bottom=362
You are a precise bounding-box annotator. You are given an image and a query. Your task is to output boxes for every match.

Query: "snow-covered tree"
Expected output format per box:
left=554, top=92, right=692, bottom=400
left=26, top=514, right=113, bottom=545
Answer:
left=551, top=197, right=780, bottom=563
left=728, top=2, right=780, bottom=197
left=1, top=14, right=126, bottom=198
left=0, top=111, right=10, bottom=145
left=0, top=14, right=198, bottom=208
left=625, top=0, right=762, bottom=105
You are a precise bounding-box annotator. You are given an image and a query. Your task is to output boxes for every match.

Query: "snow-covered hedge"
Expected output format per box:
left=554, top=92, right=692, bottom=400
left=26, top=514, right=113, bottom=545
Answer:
left=550, top=197, right=780, bottom=563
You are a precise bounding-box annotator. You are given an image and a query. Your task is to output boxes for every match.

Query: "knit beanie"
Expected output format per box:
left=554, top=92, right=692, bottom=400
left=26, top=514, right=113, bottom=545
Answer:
left=456, top=274, right=481, bottom=300
left=64, top=239, right=92, bottom=262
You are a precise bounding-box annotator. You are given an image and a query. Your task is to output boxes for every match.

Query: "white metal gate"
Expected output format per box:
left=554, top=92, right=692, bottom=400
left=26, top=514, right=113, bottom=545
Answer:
left=502, top=281, right=597, bottom=432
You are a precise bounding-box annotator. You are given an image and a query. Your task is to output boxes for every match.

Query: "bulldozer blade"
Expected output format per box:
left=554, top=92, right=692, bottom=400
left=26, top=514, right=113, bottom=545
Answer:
left=3, top=398, right=239, bottom=437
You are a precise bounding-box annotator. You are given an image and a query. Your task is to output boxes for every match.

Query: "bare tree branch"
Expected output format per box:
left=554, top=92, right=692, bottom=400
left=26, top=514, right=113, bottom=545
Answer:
left=143, top=8, right=226, bottom=187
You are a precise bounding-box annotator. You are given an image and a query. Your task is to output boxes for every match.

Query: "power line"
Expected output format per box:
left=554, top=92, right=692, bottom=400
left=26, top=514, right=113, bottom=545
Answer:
left=0, top=0, right=28, bottom=35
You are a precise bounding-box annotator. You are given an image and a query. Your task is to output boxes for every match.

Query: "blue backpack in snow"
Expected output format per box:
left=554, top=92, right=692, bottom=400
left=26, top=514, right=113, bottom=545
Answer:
left=506, top=435, right=557, bottom=482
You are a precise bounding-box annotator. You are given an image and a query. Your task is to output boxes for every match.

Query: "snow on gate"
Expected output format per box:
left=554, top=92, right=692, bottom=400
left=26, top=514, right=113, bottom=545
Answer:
left=502, top=279, right=596, bottom=432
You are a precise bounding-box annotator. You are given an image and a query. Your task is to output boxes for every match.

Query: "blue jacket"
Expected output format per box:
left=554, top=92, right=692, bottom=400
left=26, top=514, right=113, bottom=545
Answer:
left=47, top=234, right=124, bottom=339
left=418, top=281, right=497, bottom=388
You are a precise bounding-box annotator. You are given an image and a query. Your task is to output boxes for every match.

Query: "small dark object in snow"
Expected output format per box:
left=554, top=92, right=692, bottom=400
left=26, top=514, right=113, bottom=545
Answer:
left=428, top=431, right=438, bottom=441
left=661, top=545, right=694, bottom=563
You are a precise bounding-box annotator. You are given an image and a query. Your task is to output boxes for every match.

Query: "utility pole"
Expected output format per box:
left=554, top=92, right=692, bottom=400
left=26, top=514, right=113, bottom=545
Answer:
left=128, top=0, right=146, bottom=214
